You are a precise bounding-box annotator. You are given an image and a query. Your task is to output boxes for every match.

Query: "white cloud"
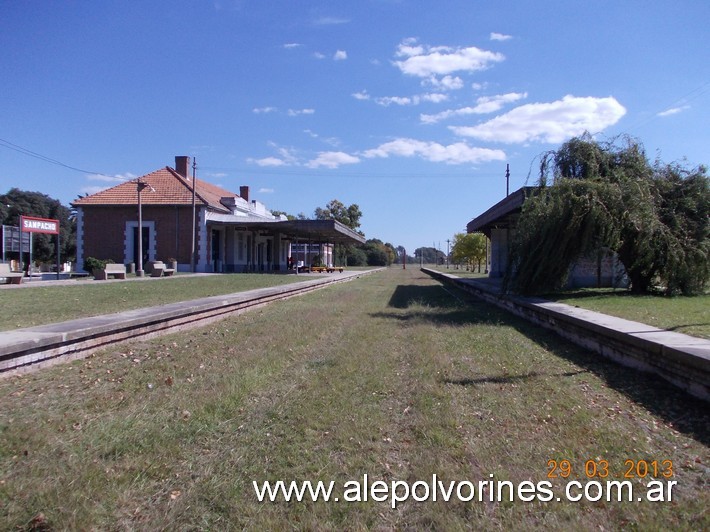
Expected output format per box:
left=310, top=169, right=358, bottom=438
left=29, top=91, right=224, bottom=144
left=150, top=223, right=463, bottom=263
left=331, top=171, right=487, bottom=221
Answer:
left=394, top=39, right=504, bottom=78
left=421, top=93, right=448, bottom=103
left=306, top=151, right=360, bottom=169
left=248, top=143, right=299, bottom=167
left=657, top=105, right=690, bottom=117
left=283, top=43, right=302, bottom=49
left=450, top=95, right=627, bottom=144
left=253, top=106, right=277, bottom=114
left=362, top=138, right=506, bottom=165
left=304, top=129, right=341, bottom=147
left=258, top=188, right=275, bottom=193
left=421, top=92, right=528, bottom=124
left=313, top=16, right=350, bottom=25
left=423, top=75, right=464, bottom=90
left=249, top=157, right=287, bottom=167
left=374, top=93, right=448, bottom=107
left=333, top=50, right=348, bottom=61
left=490, top=32, right=513, bottom=41
left=87, top=172, right=136, bottom=183
left=474, top=92, right=528, bottom=113
left=352, top=90, right=371, bottom=101
left=288, top=108, right=315, bottom=116
left=376, top=95, right=414, bottom=106
left=313, top=52, right=326, bottom=59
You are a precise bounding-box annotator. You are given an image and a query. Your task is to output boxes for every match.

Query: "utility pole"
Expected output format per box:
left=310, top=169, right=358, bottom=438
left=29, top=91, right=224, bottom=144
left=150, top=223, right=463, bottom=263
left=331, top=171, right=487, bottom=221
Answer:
left=136, top=178, right=150, bottom=277
left=191, top=158, right=197, bottom=273
left=446, top=239, right=450, bottom=269
left=506, top=163, right=510, bottom=197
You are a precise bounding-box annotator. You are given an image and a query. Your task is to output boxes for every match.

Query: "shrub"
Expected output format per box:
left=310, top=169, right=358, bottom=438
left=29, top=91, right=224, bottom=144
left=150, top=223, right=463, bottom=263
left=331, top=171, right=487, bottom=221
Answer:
left=83, top=257, right=115, bottom=272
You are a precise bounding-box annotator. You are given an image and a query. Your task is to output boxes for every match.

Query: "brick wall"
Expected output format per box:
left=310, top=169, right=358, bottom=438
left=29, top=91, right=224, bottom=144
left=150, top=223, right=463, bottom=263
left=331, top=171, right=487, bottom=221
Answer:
left=80, top=205, right=196, bottom=267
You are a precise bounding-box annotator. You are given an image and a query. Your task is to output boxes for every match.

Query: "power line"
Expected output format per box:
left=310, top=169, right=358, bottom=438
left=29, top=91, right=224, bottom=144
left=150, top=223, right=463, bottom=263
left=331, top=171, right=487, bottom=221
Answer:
left=200, top=165, right=502, bottom=180
left=624, top=80, right=710, bottom=133
left=0, top=137, right=110, bottom=177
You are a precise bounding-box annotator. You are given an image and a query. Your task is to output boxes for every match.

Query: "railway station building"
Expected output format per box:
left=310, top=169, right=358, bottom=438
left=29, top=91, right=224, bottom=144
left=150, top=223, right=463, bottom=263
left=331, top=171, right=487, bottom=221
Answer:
left=72, top=156, right=364, bottom=273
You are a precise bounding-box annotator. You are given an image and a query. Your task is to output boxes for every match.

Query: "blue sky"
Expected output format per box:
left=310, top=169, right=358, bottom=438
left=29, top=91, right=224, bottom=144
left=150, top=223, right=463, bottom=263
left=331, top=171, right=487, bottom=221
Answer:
left=2, top=0, right=709, bottom=253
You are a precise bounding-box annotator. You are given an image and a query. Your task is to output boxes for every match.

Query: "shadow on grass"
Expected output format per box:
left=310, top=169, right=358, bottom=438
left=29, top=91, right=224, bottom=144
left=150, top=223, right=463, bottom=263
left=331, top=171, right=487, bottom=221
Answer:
left=372, top=283, right=710, bottom=446
left=443, top=370, right=588, bottom=386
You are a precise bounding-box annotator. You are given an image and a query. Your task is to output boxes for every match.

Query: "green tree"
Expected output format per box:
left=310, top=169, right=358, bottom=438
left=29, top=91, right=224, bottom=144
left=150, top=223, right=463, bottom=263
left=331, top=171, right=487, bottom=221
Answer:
left=345, top=246, right=368, bottom=266
left=414, top=247, right=442, bottom=264
left=314, top=199, right=363, bottom=231
left=361, top=239, right=393, bottom=266
left=451, top=233, right=487, bottom=271
left=0, top=188, right=76, bottom=264
left=506, top=135, right=709, bottom=295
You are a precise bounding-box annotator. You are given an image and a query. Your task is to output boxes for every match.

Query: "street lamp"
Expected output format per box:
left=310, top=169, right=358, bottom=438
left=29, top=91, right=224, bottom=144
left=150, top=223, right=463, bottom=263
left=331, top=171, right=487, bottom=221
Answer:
left=136, top=179, right=151, bottom=277
left=446, top=239, right=450, bottom=269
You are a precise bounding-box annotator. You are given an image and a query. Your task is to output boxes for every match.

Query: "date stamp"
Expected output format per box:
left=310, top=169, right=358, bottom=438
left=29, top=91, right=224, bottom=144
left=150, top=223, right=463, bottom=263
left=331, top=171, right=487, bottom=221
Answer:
left=547, top=459, right=674, bottom=479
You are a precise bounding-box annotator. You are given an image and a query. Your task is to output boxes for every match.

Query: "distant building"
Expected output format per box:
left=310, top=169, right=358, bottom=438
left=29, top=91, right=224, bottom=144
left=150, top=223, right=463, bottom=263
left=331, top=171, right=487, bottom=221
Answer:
left=72, top=156, right=364, bottom=272
left=466, top=186, right=626, bottom=288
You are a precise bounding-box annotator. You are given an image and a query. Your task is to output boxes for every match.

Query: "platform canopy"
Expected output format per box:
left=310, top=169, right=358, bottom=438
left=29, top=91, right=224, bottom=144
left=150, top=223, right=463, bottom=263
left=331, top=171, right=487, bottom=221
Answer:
left=466, top=187, right=535, bottom=238
left=205, top=214, right=366, bottom=245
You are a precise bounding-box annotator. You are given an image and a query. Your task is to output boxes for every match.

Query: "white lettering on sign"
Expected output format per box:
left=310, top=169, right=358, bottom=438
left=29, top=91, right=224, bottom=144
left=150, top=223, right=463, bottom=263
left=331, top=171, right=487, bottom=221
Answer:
left=23, top=220, right=57, bottom=231
left=20, top=216, right=60, bottom=234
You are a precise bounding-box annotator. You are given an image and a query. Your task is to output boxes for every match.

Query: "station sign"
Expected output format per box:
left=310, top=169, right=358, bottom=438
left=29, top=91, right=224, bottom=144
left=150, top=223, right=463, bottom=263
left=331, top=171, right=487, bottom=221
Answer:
left=20, top=215, right=60, bottom=235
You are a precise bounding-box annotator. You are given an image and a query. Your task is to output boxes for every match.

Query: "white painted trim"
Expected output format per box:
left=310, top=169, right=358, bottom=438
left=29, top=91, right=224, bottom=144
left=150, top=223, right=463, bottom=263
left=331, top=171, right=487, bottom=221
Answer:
left=125, top=221, right=156, bottom=264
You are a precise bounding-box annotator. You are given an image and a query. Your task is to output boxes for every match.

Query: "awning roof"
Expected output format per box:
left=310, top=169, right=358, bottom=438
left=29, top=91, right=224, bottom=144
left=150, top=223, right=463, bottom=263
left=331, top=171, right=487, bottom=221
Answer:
left=206, top=214, right=366, bottom=244
left=466, top=186, right=535, bottom=236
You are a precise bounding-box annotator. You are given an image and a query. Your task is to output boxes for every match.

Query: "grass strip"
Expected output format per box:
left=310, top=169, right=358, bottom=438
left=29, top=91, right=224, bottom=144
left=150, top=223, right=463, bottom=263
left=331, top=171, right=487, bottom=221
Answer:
left=0, top=274, right=316, bottom=331
left=545, top=290, right=710, bottom=339
left=0, top=268, right=707, bottom=529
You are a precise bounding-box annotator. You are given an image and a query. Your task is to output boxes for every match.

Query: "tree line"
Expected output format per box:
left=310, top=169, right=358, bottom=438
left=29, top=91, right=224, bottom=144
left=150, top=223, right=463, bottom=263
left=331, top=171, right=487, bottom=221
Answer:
left=0, top=188, right=76, bottom=265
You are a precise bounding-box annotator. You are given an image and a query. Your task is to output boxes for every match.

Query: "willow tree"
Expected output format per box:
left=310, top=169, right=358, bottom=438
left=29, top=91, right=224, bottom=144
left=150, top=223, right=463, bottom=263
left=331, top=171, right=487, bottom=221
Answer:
left=505, top=134, right=709, bottom=295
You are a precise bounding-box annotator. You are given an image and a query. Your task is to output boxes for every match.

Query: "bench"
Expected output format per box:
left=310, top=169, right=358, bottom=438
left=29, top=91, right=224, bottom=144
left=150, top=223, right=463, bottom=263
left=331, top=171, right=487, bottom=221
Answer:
left=0, top=263, right=23, bottom=284
left=310, top=266, right=345, bottom=273
left=94, top=263, right=127, bottom=280
left=150, top=261, right=175, bottom=277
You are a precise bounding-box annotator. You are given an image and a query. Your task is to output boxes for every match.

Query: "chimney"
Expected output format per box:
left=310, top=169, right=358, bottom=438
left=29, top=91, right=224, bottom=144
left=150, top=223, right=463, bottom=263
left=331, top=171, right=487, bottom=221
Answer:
left=240, top=186, right=250, bottom=203
left=175, top=156, right=190, bottom=178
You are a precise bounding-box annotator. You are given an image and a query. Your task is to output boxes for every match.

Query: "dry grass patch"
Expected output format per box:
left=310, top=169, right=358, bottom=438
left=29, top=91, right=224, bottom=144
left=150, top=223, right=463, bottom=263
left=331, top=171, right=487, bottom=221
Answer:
left=0, top=268, right=707, bottom=529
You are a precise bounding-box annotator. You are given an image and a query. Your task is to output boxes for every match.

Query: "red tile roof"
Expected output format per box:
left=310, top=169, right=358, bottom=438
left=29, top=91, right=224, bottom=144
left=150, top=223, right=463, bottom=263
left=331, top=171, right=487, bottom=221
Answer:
left=72, top=166, right=237, bottom=213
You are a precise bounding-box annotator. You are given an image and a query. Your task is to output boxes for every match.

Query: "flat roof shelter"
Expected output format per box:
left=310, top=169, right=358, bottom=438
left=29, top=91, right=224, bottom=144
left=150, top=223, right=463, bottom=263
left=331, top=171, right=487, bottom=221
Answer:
left=466, top=187, right=534, bottom=238
left=466, top=187, right=534, bottom=278
left=206, top=216, right=365, bottom=245
left=467, top=185, right=626, bottom=288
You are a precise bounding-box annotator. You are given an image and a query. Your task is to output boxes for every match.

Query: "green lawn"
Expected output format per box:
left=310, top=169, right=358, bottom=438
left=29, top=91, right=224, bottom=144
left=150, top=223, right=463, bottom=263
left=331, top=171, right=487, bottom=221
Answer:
left=0, top=268, right=707, bottom=530
left=545, top=289, right=710, bottom=339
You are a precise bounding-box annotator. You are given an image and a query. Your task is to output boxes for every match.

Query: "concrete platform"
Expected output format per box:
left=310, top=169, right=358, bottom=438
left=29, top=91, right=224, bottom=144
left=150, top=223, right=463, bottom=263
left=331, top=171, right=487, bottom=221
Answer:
left=423, top=268, right=710, bottom=402
left=0, top=269, right=381, bottom=375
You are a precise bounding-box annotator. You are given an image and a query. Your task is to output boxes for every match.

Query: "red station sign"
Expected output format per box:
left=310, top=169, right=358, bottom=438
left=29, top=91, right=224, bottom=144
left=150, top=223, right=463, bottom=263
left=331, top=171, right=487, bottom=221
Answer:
left=20, top=215, right=60, bottom=235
